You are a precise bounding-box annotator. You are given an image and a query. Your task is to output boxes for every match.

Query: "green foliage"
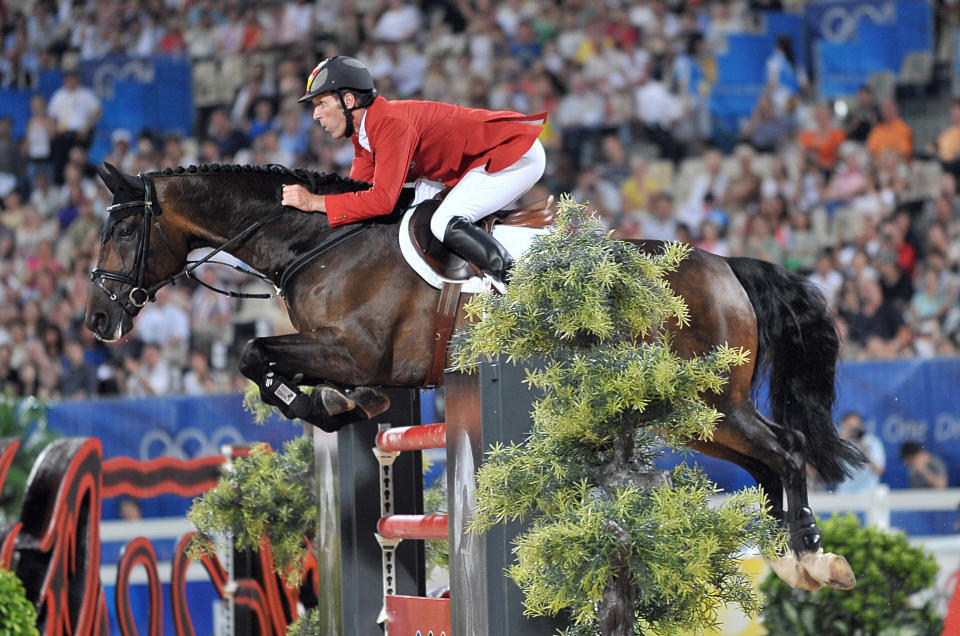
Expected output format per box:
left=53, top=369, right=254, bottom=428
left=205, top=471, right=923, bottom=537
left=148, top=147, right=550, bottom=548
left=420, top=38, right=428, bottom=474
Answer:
left=760, top=515, right=942, bottom=636
left=187, top=437, right=316, bottom=586
left=0, top=395, right=54, bottom=520
left=451, top=196, right=691, bottom=370
left=0, top=568, right=39, bottom=635
left=242, top=382, right=277, bottom=425
left=423, top=465, right=448, bottom=576
left=453, top=196, right=783, bottom=635
left=286, top=608, right=321, bottom=635
left=242, top=382, right=313, bottom=425
left=511, top=467, right=782, bottom=633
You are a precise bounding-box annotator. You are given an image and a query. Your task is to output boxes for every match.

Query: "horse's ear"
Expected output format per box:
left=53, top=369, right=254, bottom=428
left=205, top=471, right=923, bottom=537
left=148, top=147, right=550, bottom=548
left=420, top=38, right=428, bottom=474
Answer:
left=104, top=162, right=145, bottom=195
left=98, top=163, right=119, bottom=193
left=118, top=171, right=144, bottom=194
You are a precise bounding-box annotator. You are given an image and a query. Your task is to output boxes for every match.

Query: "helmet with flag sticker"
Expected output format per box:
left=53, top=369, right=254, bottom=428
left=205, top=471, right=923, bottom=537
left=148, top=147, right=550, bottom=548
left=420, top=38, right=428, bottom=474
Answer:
left=297, top=56, right=377, bottom=104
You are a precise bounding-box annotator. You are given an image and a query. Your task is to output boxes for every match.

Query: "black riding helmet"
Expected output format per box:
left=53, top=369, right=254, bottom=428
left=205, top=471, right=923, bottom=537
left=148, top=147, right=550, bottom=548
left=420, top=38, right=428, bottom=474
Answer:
left=298, top=56, right=378, bottom=138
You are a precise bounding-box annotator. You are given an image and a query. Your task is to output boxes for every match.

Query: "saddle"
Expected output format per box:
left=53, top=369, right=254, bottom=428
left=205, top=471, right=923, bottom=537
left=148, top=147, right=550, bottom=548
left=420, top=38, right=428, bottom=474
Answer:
left=408, top=195, right=555, bottom=280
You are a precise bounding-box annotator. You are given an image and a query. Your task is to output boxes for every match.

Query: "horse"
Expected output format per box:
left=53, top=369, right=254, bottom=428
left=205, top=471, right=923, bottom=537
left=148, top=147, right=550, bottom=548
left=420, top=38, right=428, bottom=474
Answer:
left=85, top=162, right=863, bottom=591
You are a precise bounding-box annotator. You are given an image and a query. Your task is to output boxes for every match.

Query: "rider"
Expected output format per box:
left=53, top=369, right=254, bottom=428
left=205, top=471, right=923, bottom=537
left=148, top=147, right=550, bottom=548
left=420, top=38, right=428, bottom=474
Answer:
left=281, top=56, right=547, bottom=285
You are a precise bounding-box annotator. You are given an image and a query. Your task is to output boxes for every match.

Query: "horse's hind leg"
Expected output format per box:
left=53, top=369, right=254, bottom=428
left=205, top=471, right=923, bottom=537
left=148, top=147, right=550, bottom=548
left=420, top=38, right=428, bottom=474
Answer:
left=688, top=439, right=785, bottom=523
left=711, top=403, right=855, bottom=590
left=238, top=335, right=390, bottom=432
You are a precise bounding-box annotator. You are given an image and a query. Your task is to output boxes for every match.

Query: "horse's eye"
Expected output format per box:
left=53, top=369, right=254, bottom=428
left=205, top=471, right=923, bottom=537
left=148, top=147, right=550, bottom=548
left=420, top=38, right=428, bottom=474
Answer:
left=116, top=225, right=136, bottom=240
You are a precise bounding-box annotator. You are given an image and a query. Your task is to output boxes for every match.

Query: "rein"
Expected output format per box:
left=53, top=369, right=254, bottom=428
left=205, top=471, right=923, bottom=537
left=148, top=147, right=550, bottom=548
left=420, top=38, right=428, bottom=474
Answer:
left=91, top=172, right=368, bottom=316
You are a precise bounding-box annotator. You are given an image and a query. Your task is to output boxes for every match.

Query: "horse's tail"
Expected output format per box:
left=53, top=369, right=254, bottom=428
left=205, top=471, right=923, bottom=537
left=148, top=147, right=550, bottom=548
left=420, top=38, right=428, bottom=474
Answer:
left=725, top=256, right=865, bottom=483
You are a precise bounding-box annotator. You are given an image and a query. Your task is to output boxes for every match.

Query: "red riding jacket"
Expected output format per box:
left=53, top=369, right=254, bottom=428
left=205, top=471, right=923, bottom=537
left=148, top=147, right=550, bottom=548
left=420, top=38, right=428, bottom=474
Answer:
left=324, top=96, right=545, bottom=227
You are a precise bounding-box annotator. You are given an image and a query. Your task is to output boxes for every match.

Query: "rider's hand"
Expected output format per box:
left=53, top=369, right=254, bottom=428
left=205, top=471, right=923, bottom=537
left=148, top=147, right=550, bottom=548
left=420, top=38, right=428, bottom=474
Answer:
left=282, top=184, right=316, bottom=212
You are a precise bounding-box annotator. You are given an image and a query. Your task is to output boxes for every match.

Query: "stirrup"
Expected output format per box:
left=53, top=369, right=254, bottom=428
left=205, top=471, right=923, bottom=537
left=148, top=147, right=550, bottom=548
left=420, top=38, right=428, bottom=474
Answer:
left=483, top=274, right=507, bottom=295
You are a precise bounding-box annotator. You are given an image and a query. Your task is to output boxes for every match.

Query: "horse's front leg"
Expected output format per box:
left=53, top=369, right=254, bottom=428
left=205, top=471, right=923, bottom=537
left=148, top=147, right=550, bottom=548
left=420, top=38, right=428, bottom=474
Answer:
left=238, top=334, right=392, bottom=432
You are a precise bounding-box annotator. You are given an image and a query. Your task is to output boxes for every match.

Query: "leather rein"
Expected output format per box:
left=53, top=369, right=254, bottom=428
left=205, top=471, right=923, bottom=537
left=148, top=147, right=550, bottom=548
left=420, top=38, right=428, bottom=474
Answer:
left=90, top=172, right=368, bottom=317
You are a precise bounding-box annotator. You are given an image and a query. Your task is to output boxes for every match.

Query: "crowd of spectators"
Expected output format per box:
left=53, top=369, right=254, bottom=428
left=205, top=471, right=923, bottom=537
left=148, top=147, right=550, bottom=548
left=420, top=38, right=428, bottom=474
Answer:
left=2, top=0, right=960, bottom=403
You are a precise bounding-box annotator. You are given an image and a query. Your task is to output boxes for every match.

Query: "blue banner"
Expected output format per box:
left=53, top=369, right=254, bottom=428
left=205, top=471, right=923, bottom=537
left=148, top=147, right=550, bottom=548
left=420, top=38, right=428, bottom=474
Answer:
left=47, top=393, right=301, bottom=518
left=74, top=55, right=193, bottom=163
left=805, top=0, right=897, bottom=43
left=48, top=393, right=299, bottom=461
left=0, top=56, right=193, bottom=164
left=659, top=357, right=960, bottom=505
left=0, top=70, right=65, bottom=138
left=707, top=16, right=803, bottom=136
left=807, top=0, right=933, bottom=97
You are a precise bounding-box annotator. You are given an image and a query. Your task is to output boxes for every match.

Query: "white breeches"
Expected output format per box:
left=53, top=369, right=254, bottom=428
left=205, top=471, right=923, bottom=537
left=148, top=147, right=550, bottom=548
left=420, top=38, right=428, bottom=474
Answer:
left=428, top=138, right=546, bottom=241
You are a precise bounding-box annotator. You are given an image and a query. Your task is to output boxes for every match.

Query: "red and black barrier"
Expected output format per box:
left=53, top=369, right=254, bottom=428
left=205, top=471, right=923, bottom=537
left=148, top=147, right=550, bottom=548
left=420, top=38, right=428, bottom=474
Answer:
left=0, top=437, right=315, bottom=635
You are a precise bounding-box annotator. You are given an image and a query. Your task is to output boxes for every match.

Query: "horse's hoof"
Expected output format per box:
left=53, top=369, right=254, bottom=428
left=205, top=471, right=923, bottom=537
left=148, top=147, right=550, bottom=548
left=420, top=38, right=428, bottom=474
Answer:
left=800, top=550, right=856, bottom=590
left=320, top=386, right=356, bottom=415
left=768, top=553, right=824, bottom=591
left=346, top=387, right=391, bottom=419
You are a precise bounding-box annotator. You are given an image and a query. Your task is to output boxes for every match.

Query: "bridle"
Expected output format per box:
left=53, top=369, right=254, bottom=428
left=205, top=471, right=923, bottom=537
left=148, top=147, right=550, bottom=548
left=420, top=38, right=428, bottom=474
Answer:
left=90, top=172, right=369, bottom=317
left=91, top=173, right=290, bottom=317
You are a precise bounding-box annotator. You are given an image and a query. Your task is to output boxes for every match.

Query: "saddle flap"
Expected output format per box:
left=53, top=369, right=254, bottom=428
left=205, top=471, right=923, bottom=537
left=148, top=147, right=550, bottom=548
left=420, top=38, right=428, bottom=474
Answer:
left=408, top=200, right=473, bottom=280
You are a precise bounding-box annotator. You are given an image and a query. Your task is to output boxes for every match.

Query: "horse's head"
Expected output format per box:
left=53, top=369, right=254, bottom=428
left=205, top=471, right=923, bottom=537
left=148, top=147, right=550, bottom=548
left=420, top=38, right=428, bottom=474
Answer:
left=85, top=164, right=185, bottom=341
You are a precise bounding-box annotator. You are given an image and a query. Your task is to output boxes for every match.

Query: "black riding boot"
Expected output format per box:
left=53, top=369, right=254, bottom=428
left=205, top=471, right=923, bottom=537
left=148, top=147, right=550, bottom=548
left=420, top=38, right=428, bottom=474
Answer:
left=441, top=216, right=514, bottom=283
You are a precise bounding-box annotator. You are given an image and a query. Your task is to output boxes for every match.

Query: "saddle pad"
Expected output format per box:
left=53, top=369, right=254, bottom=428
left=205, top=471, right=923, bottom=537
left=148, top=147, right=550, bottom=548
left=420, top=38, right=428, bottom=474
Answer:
left=398, top=205, right=551, bottom=294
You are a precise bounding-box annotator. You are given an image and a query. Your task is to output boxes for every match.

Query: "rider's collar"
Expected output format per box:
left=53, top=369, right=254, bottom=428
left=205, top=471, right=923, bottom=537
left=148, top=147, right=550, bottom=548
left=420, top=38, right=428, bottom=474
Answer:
left=358, top=109, right=370, bottom=152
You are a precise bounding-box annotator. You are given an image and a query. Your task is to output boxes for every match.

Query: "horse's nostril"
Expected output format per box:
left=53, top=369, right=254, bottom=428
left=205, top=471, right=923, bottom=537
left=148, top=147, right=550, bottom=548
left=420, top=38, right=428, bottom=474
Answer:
left=91, top=311, right=107, bottom=333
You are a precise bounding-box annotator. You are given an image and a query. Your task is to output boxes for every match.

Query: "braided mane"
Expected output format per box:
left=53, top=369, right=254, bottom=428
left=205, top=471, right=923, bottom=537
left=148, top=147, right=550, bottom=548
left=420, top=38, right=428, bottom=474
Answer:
left=150, top=163, right=370, bottom=193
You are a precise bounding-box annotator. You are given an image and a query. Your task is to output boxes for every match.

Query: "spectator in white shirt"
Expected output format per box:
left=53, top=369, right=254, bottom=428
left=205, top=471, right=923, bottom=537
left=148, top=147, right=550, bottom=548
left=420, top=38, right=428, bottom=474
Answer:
left=47, top=71, right=101, bottom=185
left=635, top=66, right=685, bottom=162
left=807, top=250, right=844, bottom=309
left=279, top=0, right=314, bottom=45
left=642, top=192, right=680, bottom=241
left=125, top=342, right=177, bottom=398
left=372, top=0, right=422, bottom=43
left=555, top=73, right=605, bottom=169
left=134, top=288, right=191, bottom=366
left=182, top=349, right=225, bottom=395
left=184, top=10, right=219, bottom=59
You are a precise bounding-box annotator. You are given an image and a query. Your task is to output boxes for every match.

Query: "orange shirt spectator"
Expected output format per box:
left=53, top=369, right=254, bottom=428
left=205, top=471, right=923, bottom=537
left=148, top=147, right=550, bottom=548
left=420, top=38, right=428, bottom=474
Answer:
left=798, top=103, right=845, bottom=171
left=866, top=99, right=913, bottom=161
left=937, top=100, right=960, bottom=163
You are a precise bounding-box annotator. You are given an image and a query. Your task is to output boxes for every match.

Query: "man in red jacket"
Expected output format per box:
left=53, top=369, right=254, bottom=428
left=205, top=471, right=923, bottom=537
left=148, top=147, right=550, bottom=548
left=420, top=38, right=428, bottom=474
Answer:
left=281, top=56, right=546, bottom=284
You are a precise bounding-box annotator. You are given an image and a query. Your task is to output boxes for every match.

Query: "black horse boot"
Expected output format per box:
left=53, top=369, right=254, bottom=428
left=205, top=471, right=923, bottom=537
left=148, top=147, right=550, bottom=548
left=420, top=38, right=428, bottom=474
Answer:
left=261, top=370, right=314, bottom=420
left=441, top=216, right=514, bottom=284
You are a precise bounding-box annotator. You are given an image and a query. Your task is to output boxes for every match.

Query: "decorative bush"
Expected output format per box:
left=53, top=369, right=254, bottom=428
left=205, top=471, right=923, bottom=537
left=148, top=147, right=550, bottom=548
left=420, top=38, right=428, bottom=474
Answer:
left=760, top=514, right=942, bottom=635
left=0, top=567, right=39, bottom=635
left=422, top=460, right=449, bottom=577
left=286, top=607, right=321, bottom=635
left=186, top=436, right=316, bottom=586
left=452, top=196, right=784, bottom=635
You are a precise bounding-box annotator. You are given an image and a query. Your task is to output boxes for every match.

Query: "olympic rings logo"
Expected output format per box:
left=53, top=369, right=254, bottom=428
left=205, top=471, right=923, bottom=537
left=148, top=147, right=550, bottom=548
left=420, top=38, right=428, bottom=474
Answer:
left=819, top=2, right=895, bottom=44
left=139, top=425, right=246, bottom=460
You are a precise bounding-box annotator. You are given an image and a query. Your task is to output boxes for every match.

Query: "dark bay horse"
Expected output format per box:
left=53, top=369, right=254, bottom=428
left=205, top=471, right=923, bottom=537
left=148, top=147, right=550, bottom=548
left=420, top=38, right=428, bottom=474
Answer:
left=85, top=163, right=863, bottom=591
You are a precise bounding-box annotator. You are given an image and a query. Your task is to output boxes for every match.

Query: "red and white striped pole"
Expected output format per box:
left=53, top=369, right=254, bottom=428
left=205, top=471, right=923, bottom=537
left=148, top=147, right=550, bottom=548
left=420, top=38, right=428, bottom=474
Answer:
left=372, top=421, right=450, bottom=632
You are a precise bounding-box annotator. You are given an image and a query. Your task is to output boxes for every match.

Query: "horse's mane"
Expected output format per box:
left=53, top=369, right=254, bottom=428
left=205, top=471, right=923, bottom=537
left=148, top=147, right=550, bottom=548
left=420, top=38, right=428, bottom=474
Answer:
left=146, top=163, right=412, bottom=223
left=150, top=163, right=371, bottom=194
